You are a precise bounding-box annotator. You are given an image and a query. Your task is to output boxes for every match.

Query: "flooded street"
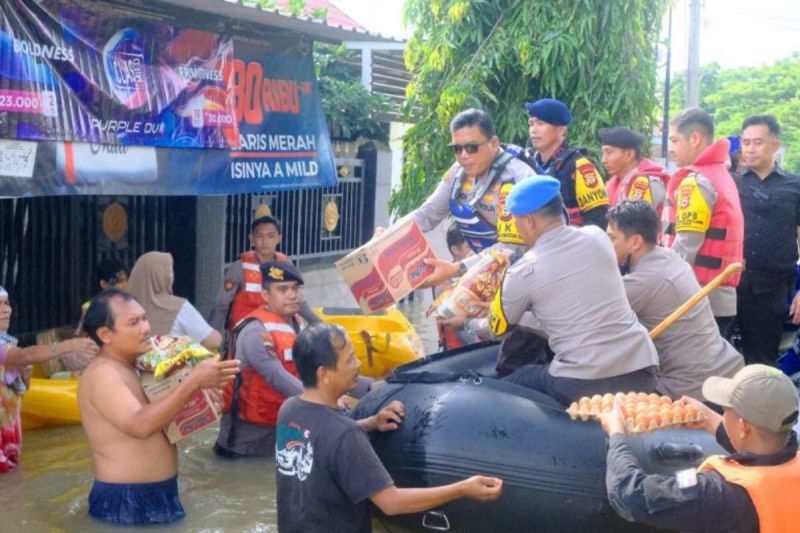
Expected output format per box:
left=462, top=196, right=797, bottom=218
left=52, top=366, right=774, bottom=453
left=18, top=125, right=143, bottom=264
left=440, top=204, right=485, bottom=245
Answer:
left=0, top=284, right=437, bottom=532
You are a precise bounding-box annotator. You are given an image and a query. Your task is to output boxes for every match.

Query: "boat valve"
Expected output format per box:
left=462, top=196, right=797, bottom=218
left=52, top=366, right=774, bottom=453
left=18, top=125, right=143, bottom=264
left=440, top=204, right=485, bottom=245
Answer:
left=422, top=510, right=451, bottom=531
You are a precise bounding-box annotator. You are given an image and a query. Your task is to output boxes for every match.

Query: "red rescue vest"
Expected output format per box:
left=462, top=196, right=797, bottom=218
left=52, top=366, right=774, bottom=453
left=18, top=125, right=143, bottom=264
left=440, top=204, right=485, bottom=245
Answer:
left=698, top=453, right=800, bottom=533
left=222, top=307, right=303, bottom=426
left=229, top=250, right=289, bottom=328
left=606, top=158, right=670, bottom=217
left=663, top=139, right=743, bottom=287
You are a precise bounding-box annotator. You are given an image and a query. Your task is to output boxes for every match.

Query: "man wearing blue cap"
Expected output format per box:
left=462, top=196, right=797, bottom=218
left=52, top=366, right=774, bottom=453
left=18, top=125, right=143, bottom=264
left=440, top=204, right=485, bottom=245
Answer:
left=524, top=98, right=610, bottom=229
left=483, top=175, right=659, bottom=403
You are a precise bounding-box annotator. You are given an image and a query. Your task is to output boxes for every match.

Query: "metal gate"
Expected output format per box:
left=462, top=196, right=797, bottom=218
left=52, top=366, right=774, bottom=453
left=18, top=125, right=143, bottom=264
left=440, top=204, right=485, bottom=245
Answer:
left=225, top=156, right=370, bottom=263
left=0, top=196, right=174, bottom=341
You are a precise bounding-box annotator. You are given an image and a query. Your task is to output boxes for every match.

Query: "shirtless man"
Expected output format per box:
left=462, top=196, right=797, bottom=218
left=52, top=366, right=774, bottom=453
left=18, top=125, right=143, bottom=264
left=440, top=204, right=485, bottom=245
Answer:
left=78, top=289, right=240, bottom=526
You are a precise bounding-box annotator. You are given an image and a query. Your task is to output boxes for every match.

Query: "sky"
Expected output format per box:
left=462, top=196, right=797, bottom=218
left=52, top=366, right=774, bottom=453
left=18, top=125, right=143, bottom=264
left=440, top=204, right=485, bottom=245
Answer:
left=332, top=0, right=800, bottom=70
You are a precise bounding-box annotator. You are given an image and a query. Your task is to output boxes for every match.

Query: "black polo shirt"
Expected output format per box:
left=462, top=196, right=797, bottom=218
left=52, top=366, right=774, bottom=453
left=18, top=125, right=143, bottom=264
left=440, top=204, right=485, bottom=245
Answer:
left=736, top=165, right=800, bottom=278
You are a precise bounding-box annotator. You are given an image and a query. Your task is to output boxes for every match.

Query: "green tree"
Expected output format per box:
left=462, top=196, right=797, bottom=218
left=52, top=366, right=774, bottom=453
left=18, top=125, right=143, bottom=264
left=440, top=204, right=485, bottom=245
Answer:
left=391, top=0, right=668, bottom=216
left=668, top=54, right=800, bottom=173
left=314, top=43, right=391, bottom=140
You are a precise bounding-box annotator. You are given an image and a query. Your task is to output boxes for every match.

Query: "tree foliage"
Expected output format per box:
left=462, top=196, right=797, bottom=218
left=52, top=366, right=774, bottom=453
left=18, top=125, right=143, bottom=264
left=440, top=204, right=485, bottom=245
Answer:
left=668, top=54, right=800, bottom=173
left=390, top=0, right=668, bottom=216
left=314, top=44, right=391, bottom=140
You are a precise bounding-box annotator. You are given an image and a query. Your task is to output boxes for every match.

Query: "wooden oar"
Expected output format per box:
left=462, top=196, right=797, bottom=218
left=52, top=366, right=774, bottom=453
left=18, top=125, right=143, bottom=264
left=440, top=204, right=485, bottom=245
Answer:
left=648, top=262, right=743, bottom=340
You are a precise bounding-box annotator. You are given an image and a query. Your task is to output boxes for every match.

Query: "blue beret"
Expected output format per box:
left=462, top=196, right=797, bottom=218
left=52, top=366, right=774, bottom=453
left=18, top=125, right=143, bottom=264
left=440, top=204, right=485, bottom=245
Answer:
left=727, top=135, right=741, bottom=154
left=507, top=175, right=562, bottom=216
left=524, top=98, right=572, bottom=126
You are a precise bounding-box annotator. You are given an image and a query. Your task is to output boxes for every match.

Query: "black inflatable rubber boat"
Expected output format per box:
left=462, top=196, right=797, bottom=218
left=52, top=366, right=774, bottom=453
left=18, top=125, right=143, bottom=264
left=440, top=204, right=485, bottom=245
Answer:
left=352, top=342, right=725, bottom=533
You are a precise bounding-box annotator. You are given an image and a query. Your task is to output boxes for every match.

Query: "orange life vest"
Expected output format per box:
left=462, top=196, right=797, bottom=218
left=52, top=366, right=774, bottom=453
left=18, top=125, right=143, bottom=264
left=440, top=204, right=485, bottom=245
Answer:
left=229, top=250, right=289, bottom=328
left=222, top=307, right=303, bottom=426
left=662, top=139, right=743, bottom=287
left=698, top=453, right=800, bottom=533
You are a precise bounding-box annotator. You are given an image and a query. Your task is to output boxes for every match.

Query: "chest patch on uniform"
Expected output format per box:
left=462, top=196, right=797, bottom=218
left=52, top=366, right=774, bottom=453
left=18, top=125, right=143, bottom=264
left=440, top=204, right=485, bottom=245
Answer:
left=224, top=280, right=235, bottom=291
left=574, top=157, right=610, bottom=211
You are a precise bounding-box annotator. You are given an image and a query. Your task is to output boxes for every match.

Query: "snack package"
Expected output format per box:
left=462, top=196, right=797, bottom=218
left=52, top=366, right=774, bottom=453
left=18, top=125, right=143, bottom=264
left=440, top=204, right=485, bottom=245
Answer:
left=566, top=392, right=705, bottom=434
left=428, top=246, right=515, bottom=319
left=135, top=335, right=213, bottom=380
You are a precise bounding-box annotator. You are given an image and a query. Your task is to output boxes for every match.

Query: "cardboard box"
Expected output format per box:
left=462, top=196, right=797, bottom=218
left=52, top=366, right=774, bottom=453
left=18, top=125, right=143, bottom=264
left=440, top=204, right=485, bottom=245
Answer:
left=141, top=367, right=220, bottom=444
left=336, top=218, right=438, bottom=314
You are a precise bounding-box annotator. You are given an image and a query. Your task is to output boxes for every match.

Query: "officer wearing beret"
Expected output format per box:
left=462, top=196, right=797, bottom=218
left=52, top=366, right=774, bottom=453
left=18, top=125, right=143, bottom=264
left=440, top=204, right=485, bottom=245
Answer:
left=215, top=261, right=371, bottom=457
left=524, top=98, right=610, bottom=229
left=480, top=176, right=659, bottom=403
left=599, top=126, right=669, bottom=220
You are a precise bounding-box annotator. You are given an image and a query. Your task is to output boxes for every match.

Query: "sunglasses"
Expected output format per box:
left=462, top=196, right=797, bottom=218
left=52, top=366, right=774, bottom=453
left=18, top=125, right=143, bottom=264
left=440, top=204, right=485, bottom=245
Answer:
left=449, top=141, right=488, bottom=155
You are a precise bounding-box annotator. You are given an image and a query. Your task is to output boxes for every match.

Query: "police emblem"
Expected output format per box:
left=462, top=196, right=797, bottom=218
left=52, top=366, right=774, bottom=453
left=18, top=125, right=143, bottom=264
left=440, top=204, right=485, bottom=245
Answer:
left=679, top=184, right=693, bottom=209
left=269, top=266, right=285, bottom=280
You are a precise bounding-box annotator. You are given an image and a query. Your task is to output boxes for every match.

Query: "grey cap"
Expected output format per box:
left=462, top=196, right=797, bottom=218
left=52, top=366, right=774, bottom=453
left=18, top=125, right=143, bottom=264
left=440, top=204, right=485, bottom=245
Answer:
left=703, top=364, right=799, bottom=433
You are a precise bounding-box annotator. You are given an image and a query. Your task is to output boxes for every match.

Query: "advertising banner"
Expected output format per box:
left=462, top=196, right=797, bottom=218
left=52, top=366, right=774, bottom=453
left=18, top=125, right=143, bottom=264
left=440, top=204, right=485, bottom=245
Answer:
left=0, top=0, right=337, bottom=195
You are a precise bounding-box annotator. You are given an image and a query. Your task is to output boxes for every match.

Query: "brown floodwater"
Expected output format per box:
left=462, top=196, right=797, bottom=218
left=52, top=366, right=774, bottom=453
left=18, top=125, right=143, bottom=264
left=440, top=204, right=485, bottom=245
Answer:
left=0, top=298, right=435, bottom=532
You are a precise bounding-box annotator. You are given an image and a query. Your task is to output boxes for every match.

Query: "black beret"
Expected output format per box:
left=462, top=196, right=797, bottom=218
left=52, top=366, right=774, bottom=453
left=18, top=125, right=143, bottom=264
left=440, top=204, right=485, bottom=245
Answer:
left=598, top=126, right=645, bottom=150
left=260, top=261, right=304, bottom=286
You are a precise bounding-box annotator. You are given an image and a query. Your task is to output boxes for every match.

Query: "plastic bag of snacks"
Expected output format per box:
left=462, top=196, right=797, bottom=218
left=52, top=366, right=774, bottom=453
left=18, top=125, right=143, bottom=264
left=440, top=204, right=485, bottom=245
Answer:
left=135, top=335, right=213, bottom=381
left=427, top=246, right=516, bottom=319
left=566, top=392, right=705, bottom=433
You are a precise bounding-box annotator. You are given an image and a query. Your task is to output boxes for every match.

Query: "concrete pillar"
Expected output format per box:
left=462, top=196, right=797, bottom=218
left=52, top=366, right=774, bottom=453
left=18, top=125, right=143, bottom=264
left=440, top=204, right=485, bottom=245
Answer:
left=195, top=196, right=227, bottom=318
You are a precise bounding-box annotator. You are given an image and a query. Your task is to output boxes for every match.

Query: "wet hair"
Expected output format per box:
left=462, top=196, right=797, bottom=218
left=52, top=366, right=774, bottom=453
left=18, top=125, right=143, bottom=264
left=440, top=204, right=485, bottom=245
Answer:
left=671, top=107, right=714, bottom=142
left=84, top=289, right=134, bottom=345
left=742, top=114, right=781, bottom=138
left=251, top=215, right=282, bottom=235
left=446, top=222, right=467, bottom=251
left=449, top=108, right=496, bottom=139
left=96, top=258, right=128, bottom=287
left=537, top=194, right=565, bottom=219
left=607, top=200, right=659, bottom=245
left=293, top=323, right=349, bottom=388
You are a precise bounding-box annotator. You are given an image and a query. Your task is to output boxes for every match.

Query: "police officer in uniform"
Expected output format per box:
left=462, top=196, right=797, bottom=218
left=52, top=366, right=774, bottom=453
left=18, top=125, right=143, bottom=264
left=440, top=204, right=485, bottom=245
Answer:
left=382, top=108, right=533, bottom=255
left=524, top=99, right=610, bottom=228
left=664, top=108, right=744, bottom=337
left=474, top=175, right=659, bottom=404
left=599, top=126, right=669, bottom=218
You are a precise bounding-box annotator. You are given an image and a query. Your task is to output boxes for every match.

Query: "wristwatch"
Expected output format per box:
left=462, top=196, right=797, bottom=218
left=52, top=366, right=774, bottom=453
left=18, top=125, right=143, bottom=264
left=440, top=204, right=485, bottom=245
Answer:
left=456, top=262, right=467, bottom=277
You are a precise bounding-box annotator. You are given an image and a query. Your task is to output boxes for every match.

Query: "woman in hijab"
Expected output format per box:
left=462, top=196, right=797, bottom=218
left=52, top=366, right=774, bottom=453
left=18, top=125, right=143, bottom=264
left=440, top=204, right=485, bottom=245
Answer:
left=128, top=252, right=221, bottom=350
left=0, top=285, right=97, bottom=473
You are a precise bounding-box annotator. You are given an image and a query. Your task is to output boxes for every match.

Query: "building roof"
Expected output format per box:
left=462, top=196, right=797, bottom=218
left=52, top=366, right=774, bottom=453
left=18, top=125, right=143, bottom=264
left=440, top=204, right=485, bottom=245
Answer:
left=155, top=0, right=402, bottom=43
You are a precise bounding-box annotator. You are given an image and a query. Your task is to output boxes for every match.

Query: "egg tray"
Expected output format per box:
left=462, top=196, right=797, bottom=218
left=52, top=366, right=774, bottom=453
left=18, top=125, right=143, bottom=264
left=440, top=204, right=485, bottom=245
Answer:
left=566, top=392, right=705, bottom=433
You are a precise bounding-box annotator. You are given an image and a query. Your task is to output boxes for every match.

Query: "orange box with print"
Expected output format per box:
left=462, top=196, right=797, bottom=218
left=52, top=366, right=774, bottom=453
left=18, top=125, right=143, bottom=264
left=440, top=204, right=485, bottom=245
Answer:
left=336, top=219, right=437, bottom=314
left=141, top=367, right=220, bottom=444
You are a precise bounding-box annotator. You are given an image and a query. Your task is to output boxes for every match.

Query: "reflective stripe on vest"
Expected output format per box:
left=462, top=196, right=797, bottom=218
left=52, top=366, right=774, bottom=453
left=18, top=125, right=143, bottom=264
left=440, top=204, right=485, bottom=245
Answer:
left=698, top=453, right=800, bottom=533
left=222, top=307, right=303, bottom=426
left=229, top=250, right=289, bottom=328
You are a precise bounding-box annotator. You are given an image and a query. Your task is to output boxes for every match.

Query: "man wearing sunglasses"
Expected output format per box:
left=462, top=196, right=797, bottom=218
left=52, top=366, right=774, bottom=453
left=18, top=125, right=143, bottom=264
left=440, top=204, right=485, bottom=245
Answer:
left=401, top=108, right=535, bottom=255
left=524, top=98, right=610, bottom=229
left=735, top=115, right=800, bottom=365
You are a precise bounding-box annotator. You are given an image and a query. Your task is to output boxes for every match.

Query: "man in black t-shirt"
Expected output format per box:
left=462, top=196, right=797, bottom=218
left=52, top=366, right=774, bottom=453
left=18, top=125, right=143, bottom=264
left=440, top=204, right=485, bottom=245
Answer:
left=276, top=323, right=503, bottom=533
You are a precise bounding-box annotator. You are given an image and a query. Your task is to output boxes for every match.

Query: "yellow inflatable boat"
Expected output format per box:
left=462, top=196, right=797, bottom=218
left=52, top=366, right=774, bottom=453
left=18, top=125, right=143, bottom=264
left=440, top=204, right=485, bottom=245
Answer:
left=21, top=306, right=424, bottom=429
